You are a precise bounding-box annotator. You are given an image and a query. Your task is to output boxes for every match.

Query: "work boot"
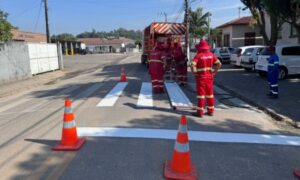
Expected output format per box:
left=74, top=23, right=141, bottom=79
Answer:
left=191, top=112, right=203, bottom=118
left=206, top=112, right=214, bottom=116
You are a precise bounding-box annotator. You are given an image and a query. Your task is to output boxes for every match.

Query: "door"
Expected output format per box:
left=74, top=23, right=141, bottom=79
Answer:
left=244, top=32, right=255, bottom=46
left=281, top=46, right=300, bottom=74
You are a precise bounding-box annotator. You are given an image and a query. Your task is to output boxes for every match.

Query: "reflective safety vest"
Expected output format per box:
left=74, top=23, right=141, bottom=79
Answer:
left=191, top=51, right=220, bottom=78
left=149, top=49, right=164, bottom=75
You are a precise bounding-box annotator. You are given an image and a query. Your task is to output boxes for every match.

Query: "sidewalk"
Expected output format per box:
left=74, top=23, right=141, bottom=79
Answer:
left=0, top=70, right=65, bottom=98
left=214, top=66, right=300, bottom=128
left=187, top=68, right=300, bottom=128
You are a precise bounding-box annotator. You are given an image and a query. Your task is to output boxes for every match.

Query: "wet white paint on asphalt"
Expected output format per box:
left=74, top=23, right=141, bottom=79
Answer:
left=97, top=82, right=128, bottom=107
left=165, top=82, right=193, bottom=108
left=77, top=127, right=300, bottom=146
left=137, top=83, right=153, bottom=107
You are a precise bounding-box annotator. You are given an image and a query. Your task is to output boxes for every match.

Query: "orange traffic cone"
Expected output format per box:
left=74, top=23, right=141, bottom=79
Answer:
left=294, top=170, right=300, bottom=179
left=52, top=99, right=86, bottom=151
left=120, top=67, right=127, bottom=82
left=164, top=115, right=198, bottom=180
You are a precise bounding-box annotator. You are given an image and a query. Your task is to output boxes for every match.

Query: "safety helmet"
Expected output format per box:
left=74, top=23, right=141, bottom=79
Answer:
left=195, top=40, right=210, bottom=51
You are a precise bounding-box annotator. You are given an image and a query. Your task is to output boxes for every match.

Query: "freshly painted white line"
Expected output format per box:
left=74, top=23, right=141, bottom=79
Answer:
left=165, top=82, right=193, bottom=107
left=77, top=127, right=300, bottom=146
left=97, top=82, right=128, bottom=107
left=137, top=83, right=153, bottom=107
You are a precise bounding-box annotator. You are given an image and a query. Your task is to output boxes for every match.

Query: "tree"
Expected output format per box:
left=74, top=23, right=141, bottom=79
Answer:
left=275, top=0, right=300, bottom=43
left=52, top=33, right=77, bottom=41
left=0, top=10, right=13, bottom=42
left=76, top=28, right=142, bottom=41
left=241, top=0, right=283, bottom=45
left=189, top=7, right=210, bottom=39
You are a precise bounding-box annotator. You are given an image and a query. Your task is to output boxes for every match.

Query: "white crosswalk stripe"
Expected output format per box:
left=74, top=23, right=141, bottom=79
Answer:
left=97, top=82, right=128, bottom=107
left=137, top=83, right=153, bottom=107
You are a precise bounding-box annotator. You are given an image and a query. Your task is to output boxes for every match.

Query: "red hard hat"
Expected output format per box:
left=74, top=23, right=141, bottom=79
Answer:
left=195, top=40, right=210, bottom=51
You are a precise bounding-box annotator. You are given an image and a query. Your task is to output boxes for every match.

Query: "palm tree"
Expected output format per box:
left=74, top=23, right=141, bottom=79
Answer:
left=189, top=7, right=210, bottom=40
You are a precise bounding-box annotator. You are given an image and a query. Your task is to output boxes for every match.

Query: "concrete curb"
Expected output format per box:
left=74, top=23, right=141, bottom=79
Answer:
left=214, top=81, right=300, bottom=129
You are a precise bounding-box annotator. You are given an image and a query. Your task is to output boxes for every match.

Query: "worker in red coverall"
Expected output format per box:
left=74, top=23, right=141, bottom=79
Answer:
left=148, top=41, right=165, bottom=93
left=172, top=42, right=188, bottom=86
left=191, top=40, right=222, bottom=117
left=163, top=39, right=173, bottom=80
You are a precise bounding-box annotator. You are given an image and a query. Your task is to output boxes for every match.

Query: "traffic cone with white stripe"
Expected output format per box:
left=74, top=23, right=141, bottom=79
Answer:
left=120, top=67, right=127, bottom=82
left=52, top=99, right=86, bottom=151
left=164, top=115, right=198, bottom=180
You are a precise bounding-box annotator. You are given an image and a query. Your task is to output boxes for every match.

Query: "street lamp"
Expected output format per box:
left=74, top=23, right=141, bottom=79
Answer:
left=207, top=12, right=212, bottom=44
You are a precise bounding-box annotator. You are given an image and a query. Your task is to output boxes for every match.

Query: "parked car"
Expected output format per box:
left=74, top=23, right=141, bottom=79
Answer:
left=227, top=47, right=236, bottom=54
left=240, top=46, right=265, bottom=71
left=255, top=45, right=300, bottom=79
left=231, top=46, right=264, bottom=67
left=211, top=47, right=231, bottom=63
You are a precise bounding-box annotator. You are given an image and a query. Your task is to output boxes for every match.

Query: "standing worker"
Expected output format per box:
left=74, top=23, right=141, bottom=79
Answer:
left=267, top=46, right=279, bottom=99
left=148, top=41, right=165, bottom=93
left=172, top=42, right=188, bottom=86
left=191, top=40, right=222, bottom=117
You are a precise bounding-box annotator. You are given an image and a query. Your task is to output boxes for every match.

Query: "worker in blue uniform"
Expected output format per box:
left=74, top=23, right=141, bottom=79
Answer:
left=267, top=46, right=279, bottom=99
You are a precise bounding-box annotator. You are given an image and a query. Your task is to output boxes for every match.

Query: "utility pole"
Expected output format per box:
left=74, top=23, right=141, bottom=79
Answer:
left=44, top=0, right=50, bottom=43
left=184, top=0, right=190, bottom=63
left=238, top=6, right=241, bottom=18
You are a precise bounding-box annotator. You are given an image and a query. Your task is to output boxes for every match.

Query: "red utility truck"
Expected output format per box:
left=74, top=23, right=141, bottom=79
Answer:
left=141, top=22, right=186, bottom=67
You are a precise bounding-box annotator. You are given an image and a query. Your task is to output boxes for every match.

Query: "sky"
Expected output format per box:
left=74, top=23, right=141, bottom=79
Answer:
left=0, top=0, right=251, bottom=35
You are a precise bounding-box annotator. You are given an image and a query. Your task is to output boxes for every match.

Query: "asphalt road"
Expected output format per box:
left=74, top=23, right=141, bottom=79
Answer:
left=0, top=54, right=300, bottom=180
left=215, top=64, right=300, bottom=123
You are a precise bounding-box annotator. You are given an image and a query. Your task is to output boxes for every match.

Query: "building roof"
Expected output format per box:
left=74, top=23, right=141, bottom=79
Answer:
left=217, top=16, right=252, bottom=29
left=12, top=29, right=47, bottom=43
left=78, top=37, right=135, bottom=46
left=78, top=38, right=104, bottom=45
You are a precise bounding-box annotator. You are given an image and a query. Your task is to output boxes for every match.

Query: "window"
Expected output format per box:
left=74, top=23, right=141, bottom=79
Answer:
left=277, top=28, right=282, bottom=39
left=290, top=24, right=298, bottom=37
left=244, top=32, right=256, bottom=46
left=232, top=48, right=242, bottom=55
left=282, top=46, right=300, bottom=55
left=261, top=47, right=272, bottom=56
left=220, top=48, right=229, bottom=54
left=243, top=48, right=254, bottom=56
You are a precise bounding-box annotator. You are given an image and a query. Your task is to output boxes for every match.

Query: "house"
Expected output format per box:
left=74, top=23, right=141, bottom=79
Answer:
left=78, top=37, right=136, bottom=53
left=264, top=13, right=298, bottom=45
left=11, top=29, right=47, bottom=43
left=216, top=16, right=263, bottom=48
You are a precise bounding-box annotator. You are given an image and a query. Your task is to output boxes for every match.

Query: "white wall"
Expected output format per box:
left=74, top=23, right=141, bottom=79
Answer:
left=0, top=42, right=60, bottom=84
left=28, top=43, right=59, bottom=75
left=264, top=13, right=298, bottom=45
left=277, top=23, right=298, bottom=45
left=232, top=25, right=263, bottom=47
left=0, top=42, right=32, bottom=83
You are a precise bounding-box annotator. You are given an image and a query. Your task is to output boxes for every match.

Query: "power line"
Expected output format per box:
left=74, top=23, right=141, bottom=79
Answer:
left=34, top=0, right=43, bottom=32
